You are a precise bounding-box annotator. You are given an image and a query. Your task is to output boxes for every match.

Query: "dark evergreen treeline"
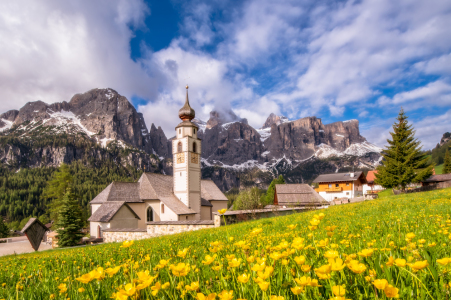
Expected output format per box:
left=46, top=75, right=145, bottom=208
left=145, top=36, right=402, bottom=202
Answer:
left=0, top=160, right=143, bottom=225
left=426, top=136, right=451, bottom=166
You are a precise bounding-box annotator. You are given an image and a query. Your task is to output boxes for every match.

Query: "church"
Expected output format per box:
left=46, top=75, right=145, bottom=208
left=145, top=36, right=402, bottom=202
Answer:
left=88, top=86, right=228, bottom=238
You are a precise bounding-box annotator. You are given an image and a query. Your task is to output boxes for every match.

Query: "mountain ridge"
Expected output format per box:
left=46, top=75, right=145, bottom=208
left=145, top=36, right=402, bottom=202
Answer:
left=0, top=88, right=382, bottom=190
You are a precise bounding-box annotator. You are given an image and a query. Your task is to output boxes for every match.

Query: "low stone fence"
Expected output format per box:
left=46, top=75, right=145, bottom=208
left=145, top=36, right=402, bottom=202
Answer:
left=102, top=220, right=216, bottom=243
left=102, top=229, right=149, bottom=243
left=213, top=206, right=323, bottom=226
left=147, top=220, right=215, bottom=235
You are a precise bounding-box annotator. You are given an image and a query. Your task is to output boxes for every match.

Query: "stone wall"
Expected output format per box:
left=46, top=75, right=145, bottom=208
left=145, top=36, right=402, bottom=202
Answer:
left=147, top=223, right=215, bottom=235
left=103, top=230, right=149, bottom=243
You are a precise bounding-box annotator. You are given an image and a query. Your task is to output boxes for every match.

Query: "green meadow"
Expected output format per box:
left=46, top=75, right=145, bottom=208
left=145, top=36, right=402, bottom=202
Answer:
left=1, top=188, right=450, bottom=300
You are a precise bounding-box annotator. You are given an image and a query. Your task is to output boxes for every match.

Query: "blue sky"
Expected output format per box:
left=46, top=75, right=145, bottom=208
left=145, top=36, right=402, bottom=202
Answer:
left=0, top=0, right=451, bottom=149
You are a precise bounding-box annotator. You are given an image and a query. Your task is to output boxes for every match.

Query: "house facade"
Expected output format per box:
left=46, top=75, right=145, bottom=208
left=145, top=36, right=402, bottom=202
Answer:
left=88, top=86, right=228, bottom=238
left=313, top=171, right=366, bottom=202
left=362, top=170, right=385, bottom=194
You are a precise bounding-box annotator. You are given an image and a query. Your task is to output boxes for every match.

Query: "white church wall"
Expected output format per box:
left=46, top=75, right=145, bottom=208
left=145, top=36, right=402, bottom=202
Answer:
left=145, top=200, right=161, bottom=222
left=90, top=221, right=110, bottom=238
left=161, top=205, right=178, bottom=221
left=91, top=204, right=101, bottom=215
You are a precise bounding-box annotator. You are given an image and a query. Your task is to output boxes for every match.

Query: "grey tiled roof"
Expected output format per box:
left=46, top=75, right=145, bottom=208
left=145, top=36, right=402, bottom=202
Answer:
left=423, top=173, right=451, bottom=182
left=90, top=182, right=142, bottom=204
left=312, top=171, right=365, bottom=183
left=201, top=198, right=213, bottom=207
left=159, top=196, right=196, bottom=215
left=21, top=218, right=47, bottom=233
left=88, top=202, right=141, bottom=222
left=201, top=180, right=228, bottom=201
left=275, top=184, right=326, bottom=206
left=90, top=172, right=227, bottom=216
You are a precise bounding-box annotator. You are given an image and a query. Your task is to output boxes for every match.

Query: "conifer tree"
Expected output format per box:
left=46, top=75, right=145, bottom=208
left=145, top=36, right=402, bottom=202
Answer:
left=375, top=108, right=433, bottom=191
left=262, top=175, right=285, bottom=206
left=42, top=164, right=73, bottom=225
left=443, top=149, right=451, bottom=174
left=0, top=217, right=9, bottom=238
left=55, top=189, right=84, bottom=248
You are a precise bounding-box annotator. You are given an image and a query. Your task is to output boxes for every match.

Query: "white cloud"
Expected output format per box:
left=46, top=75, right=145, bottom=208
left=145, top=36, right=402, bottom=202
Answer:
left=392, top=80, right=451, bottom=105
left=0, top=0, right=158, bottom=113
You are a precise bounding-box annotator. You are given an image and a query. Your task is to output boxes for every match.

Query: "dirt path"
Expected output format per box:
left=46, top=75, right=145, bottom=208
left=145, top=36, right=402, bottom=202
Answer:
left=0, top=238, right=52, bottom=257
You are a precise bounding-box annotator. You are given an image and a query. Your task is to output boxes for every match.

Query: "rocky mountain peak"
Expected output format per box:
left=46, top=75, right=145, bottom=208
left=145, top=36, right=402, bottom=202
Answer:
left=261, top=113, right=290, bottom=129
left=206, top=109, right=247, bottom=129
left=440, top=132, right=450, bottom=146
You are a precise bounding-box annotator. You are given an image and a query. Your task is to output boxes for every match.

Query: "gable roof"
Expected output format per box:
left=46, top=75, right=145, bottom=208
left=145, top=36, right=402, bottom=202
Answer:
left=201, top=198, right=213, bottom=207
left=90, top=182, right=142, bottom=204
left=275, top=184, right=326, bottom=206
left=21, top=217, right=48, bottom=234
left=141, top=173, right=196, bottom=215
left=423, top=173, right=451, bottom=182
left=88, top=202, right=141, bottom=222
left=201, top=180, right=228, bottom=201
left=366, top=171, right=378, bottom=183
left=313, top=171, right=365, bottom=183
left=90, top=173, right=227, bottom=216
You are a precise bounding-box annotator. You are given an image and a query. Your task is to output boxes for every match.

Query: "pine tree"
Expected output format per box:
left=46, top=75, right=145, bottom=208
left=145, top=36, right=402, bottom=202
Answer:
left=55, top=189, right=84, bottom=248
left=443, top=149, right=451, bottom=174
left=42, top=164, right=73, bottom=225
left=262, top=175, right=285, bottom=206
left=0, top=217, right=9, bottom=238
left=375, top=109, right=434, bottom=191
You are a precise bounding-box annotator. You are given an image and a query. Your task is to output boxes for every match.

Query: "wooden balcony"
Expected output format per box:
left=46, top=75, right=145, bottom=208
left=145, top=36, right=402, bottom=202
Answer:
left=325, top=187, right=342, bottom=192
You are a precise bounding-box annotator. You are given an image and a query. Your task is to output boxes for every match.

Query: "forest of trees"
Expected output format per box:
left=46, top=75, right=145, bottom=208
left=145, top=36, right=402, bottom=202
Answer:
left=0, top=160, right=143, bottom=229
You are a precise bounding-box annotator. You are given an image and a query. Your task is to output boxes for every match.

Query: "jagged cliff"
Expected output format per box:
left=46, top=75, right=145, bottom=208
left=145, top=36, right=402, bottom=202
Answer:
left=0, top=88, right=382, bottom=191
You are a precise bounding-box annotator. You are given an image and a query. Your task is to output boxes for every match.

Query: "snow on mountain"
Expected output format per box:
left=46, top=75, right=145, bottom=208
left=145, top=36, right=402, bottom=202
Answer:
left=315, top=141, right=382, bottom=159
left=0, top=119, right=13, bottom=132
left=256, top=127, right=271, bottom=141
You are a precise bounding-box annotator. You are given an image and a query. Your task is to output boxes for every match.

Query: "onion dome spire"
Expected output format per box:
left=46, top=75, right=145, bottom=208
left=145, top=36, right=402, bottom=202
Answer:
left=178, top=85, right=195, bottom=121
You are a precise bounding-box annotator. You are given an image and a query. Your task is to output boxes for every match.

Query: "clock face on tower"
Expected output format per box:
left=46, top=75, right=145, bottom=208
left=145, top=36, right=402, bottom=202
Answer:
left=176, top=153, right=185, bottom=164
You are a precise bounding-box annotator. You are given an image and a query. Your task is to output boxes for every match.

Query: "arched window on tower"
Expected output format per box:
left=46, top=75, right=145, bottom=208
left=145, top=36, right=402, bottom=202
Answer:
left=193, top=142, right=197, bottom=153
left=177, top=142, right=182, bottom=153
left=147, top=206, right=154, bottom=222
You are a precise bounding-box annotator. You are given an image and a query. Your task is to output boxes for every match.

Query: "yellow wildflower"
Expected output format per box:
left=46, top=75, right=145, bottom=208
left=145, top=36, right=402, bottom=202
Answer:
left=105, top=266, right=121, bottom=277
left=373, top=279, right=388, bottom=290
left=394, top=259, right=406, bottom=267
left=407, top=260, right=429, bottom=271
left=384, top=285, right=399, bottom=298
left=218, top=209, right=227, bottom=215
left=58, top=283, right=67, bottom=294
left=218, top=290, right=234, bottom=300
left=332, top=285, right=346, bottom=296
left=238, top=273, right=250, bottom=284
left=202, top=255, right=217, bottom=265
left=197, top=293, right=217, bottom=300
left=291, top=286, right=304, bottom=295
left=120, top=240, right=134, bottom=248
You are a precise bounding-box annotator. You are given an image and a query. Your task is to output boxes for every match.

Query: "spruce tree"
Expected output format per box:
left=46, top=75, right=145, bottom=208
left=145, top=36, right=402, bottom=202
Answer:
left=262, top=175, right=285, bottom=206
left=0, top=217, right=9, bottom=238
left=55, top=189, right=84, bottom=248
left=375, top=108, right=433, bottom=191
left=42, top=164, right=73, bottom=225
left=444, top=149, right=451, bottom=174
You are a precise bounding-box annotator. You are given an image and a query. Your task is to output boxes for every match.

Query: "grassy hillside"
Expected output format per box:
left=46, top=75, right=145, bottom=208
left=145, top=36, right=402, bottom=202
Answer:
left=1, top=188, right=450, bottom=299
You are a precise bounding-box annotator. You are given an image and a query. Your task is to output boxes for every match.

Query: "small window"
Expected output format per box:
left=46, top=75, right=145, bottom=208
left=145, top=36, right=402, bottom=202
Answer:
left=193, top=142, right=197, bottom=153
left=147, top=207, right=154, bottom=222
left=177, top=142, right=182, bottom=153
left=346, top=192, right=350, bottom=195
left=194, top=129, right=196, bottom=134
left=328, top=184, right=332, bottom=188
left=180, top=172, right=182, bottom=176
left=161, top=204, right=165, bottom=214
left=179, top=129, right=181, bottom=134
left=346, top=183, right=350, bottom=186
left=335, top=184, right=339, bottom=187
left=186, top=216, right=188, bottom=220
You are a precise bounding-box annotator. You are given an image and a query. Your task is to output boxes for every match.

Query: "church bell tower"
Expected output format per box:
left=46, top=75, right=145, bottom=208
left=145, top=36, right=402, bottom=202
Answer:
left=173, top=85, right=201, bottom=220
